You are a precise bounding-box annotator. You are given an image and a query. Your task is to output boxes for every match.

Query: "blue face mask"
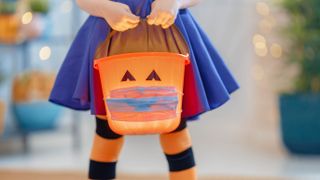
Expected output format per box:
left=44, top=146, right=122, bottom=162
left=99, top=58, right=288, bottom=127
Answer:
left=106, top=86, right=180, bottom=121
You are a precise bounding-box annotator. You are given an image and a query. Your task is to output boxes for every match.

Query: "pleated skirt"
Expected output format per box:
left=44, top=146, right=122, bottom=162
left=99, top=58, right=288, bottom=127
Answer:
left=49, top=0, right=240, bottom=121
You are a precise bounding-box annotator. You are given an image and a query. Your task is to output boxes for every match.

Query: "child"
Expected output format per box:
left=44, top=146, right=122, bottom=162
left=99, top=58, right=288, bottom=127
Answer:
left=49, top=0, right=239, bottom=179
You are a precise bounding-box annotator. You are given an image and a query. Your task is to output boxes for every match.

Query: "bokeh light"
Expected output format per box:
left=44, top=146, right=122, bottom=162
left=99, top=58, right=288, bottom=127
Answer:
left=255, top=45, right=268, bottom=57
left=253, top=34, right=266, bottom=45
left=270, top=43, right=283, bottom=58
left=61, top=0, right=73, bottom=13
left=256, top=2, right=270, bottom=17
left=21, top=12, right=33, bottom=25
left=39, top=46, right=51, bottom=61
left=253, top=34, right=268, bottom=57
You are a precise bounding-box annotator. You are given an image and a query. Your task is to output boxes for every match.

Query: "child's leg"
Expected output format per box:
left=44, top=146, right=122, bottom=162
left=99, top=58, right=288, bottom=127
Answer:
left=159, top=120, right=197, bottom=180
left=89, top=116, right=124, bottom=180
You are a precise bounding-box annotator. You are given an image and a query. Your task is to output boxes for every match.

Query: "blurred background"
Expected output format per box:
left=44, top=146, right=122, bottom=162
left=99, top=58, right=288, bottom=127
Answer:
left=0, top=0, right=320, bottom=179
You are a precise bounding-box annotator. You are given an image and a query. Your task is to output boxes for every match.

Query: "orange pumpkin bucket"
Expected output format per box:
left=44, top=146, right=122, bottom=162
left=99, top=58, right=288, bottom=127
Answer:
left=94, top=52, right=190, bottom=135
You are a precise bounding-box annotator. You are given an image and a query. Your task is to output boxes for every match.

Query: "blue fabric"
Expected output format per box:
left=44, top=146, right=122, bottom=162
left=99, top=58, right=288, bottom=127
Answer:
left=107, top=96, right=178, bottom=112
left=49, top=0, right=240, bottom=121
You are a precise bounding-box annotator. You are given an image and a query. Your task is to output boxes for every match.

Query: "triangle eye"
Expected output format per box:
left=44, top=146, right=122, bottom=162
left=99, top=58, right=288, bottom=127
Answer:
left=121, top=70, right=136, bottom=81
left=146, top=70, right=161, bottom=81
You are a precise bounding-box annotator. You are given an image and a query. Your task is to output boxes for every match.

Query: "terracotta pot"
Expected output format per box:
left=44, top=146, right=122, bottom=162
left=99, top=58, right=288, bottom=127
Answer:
left=0, top=100, right=5, bottom=135
left=12, top=71, right=56, bottom=103
left=0, top=15, right=21, bottom=44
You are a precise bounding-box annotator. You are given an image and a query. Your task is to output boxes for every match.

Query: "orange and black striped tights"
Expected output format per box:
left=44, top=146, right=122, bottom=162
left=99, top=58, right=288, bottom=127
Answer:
left=89, top=115, right=197, bottom=180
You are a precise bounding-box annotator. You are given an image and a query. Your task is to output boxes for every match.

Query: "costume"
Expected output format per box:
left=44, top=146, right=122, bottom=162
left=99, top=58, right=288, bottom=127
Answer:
left=49, top=0, right=240, bottom=121
left=49, top=0, right=240, bottom=179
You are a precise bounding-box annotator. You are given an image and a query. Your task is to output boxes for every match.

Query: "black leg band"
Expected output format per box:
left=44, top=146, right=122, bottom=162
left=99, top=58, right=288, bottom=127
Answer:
left=89, top=160, right=116, bottom=180
left=95, top=117, right=123, bottom=139
left=165, top=147, right=196, bottom=172
left=168, top=119, right=187, bottom=134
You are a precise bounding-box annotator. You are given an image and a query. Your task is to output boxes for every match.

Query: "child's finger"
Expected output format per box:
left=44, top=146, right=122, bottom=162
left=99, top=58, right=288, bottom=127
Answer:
left=127, top=24, right=139, bottom=30
left=147, top=12, right=157, bottom=25
left=126, top=21, right=139, bottom=29
left=123, top=22, right=137, bottom=30
left=162, top=17, right=175, bottom=29
left=125, top=20, right=139, bottom=28
left=122, top=20, right=139, bottom=30
left=125, top=13, right=141, bottom=24
left=159, top=14, right=171, bottom=27
left=154, top=13, right=167, bottom=26
left=113, top=24, right=128, bottom=32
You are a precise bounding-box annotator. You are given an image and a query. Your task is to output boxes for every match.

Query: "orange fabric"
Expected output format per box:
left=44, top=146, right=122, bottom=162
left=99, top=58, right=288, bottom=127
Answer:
left=159, top=128, right=192, bottom=155
left=169, top=167, right=197, bottom=180
left=90, top=134, right=124, bottom=162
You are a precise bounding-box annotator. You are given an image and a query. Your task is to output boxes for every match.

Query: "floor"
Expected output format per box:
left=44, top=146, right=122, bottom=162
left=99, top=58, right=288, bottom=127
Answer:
left=0, top=170, right=293, bottom=180
left=1, top=111, right=320, bottom=180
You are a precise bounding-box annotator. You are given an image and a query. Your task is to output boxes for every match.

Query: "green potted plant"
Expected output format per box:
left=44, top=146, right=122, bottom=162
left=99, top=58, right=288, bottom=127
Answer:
left=29, top=0, right=49, bottom=14
left=279, top=0, right=320, bottom=154
left=0, top=0, right=20, bottom=43
left=0, top=0, right=17, bottom=14
left=12, top=70, right=62, bottom=132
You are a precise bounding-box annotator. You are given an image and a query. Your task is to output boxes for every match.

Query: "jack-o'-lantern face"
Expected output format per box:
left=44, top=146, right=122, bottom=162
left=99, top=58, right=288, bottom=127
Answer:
left=94, top=53, right=189, bottom=122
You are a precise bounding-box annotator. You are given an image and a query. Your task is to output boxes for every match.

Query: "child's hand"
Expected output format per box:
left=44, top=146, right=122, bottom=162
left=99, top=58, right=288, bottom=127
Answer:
left=147, top=0, right=181, bottom=29
left=102, top=1, right=140, bottom=32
